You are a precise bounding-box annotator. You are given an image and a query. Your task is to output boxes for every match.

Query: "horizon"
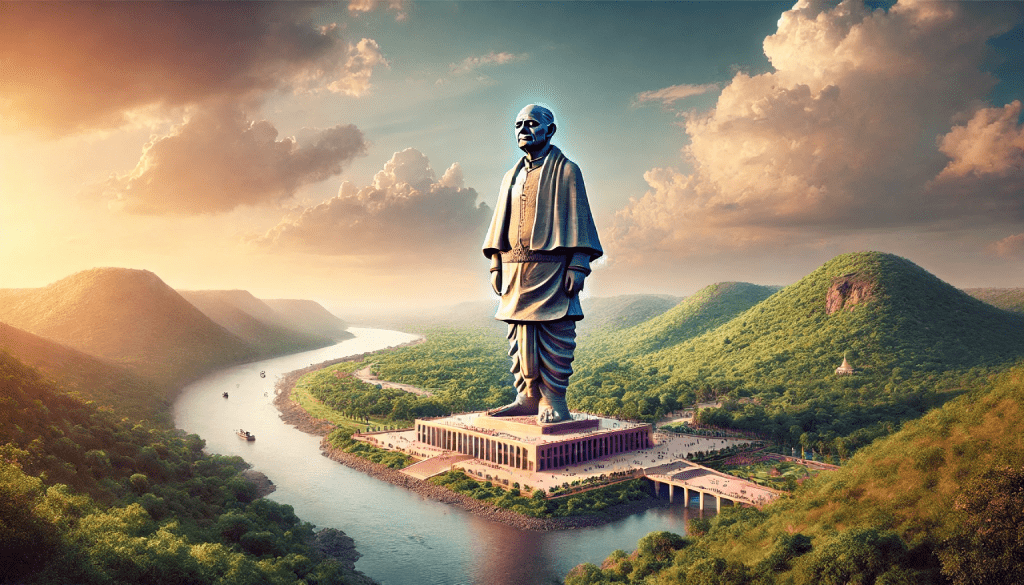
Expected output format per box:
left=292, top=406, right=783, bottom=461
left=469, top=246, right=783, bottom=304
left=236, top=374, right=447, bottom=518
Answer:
left=3, top=1, right=1024, bottom=313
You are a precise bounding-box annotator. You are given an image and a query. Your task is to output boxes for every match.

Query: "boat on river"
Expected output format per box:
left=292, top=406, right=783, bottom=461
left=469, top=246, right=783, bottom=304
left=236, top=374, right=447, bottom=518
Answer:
left=237, top=429, right=255, bottom=441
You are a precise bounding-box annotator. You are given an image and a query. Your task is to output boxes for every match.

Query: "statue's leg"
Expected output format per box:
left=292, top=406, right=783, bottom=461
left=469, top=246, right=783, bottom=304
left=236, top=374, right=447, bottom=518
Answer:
left=487, top=322, right=540, bottom=417
left=536, top=319, right=576, bottom=423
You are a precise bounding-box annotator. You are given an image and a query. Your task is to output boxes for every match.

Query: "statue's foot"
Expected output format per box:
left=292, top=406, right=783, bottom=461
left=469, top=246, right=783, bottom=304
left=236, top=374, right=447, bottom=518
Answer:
left=487, top=391, right=539, bottom=417
left=537, top=393, right=571, bottom=424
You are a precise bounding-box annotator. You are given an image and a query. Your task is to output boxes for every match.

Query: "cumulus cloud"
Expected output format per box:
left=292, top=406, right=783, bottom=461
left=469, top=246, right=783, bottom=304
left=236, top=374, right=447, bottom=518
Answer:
left=252, top=148, right=491, bottom=260
left=938, top=101, right=1024, bottom=179
left=450, top=52, right=528, bottom=74
left=611, top=0, right=1018, bottom=262
left=348, top=0, right=409, bottom=21
left=0, top=3, right=387, bottom=134
left=633, top=83, right=720, bottom=107
left=102, top=104, right=366, bottom=215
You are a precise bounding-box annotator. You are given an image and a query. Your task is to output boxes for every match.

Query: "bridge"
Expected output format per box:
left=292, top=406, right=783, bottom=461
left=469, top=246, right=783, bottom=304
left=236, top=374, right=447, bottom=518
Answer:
left=645, top=461, right=783, bottom=510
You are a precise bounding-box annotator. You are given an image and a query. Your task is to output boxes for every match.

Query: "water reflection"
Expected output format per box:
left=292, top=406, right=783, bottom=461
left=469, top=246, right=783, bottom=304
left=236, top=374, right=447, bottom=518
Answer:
left=174, top=328, right=711, bottom=585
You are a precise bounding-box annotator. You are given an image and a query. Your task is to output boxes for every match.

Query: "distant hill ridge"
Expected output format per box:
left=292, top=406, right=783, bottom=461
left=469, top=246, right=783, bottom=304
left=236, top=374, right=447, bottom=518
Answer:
left=0, top=269, right=352, bottom=420
left=963, top=287, right=1024, bottom=314
left=179, top=290, right=350, bottom=357
left=0, top=267, right=255, bottom=387
left=579, top=282, right=777, bottom=360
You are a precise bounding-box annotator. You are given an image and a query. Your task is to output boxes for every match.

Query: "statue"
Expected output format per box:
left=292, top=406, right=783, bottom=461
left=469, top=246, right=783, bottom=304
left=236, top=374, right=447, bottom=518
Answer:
left=482, top=104, right=603, bottom=423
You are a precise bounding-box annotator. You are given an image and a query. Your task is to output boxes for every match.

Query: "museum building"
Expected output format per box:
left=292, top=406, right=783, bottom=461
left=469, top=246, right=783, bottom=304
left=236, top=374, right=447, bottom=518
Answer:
left=414, top=413, right=653, bottom=472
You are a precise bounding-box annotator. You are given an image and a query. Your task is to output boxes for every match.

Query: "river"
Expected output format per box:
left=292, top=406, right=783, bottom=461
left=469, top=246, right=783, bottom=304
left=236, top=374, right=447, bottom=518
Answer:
left=174, top=327, right=704, bottom=585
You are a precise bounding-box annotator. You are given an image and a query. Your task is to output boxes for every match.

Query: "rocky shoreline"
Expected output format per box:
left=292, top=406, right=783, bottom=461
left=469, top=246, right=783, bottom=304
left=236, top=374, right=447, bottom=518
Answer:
left=273, top=345, right=672, bottom=532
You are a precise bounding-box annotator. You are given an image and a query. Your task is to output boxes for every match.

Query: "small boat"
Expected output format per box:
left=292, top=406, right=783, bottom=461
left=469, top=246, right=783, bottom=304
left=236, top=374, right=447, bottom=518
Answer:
left=223, top=392, right=229, bottom=398
left=237, top=429, right=255, bottom=441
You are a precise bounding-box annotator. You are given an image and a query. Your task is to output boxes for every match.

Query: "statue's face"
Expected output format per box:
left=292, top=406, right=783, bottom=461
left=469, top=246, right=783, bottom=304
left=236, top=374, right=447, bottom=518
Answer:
left=515, top=108, right=554, bottom=152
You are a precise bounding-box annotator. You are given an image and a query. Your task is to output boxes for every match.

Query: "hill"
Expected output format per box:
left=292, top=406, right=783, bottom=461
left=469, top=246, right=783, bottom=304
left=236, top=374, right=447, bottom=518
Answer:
left=0, top=322, right=164, bottom=420
left=566, top=364, right=1024, bottom=585
left=569, top=252, right=1024, bottom=453
left=962, top=287, right=1024, bottom=313
left=579, top=283, right=776, bottom=359
left=262, top=298, right=353, bottom=340
left=0, top=351, right=373, bottom=585
left=0, top=268, right=255, bottom=387
left=179, top=290, right=341, bottom=357
left=575, top=294, right=682, bottom=337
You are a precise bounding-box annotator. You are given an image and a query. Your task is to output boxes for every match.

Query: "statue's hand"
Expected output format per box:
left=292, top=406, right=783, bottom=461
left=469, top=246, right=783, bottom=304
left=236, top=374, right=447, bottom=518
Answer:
left=564, top=268, right=585, bottom=296
left=491, top=269, right=502, bottom=296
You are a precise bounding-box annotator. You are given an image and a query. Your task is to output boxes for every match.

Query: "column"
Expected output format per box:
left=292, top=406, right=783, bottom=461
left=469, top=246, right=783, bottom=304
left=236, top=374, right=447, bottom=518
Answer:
left=684, top=487, right=690, bottom=507
left=715, top=495, right=721, bottom=511
left=699, top=491, right=705, bottom=511
left=669, top=484, right=674, bottom=503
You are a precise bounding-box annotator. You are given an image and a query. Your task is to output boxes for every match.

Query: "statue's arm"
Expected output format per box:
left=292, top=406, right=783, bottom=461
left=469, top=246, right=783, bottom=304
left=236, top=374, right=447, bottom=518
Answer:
left=489, top=253, right=502, bottom=296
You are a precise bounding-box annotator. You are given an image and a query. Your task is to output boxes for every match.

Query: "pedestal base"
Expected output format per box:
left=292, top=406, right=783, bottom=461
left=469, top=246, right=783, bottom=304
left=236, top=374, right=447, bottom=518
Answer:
left=473, top=414, right=599, bottom=436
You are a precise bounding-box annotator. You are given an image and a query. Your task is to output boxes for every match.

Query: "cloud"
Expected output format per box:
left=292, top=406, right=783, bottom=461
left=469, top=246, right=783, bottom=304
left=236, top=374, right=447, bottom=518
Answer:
left=0, top=3, right=386, bottom=134
left=610, top=0, right=1019, bottom=263
left=252, top=148, right=491, bottom=261
left=633, top=83, right=720, bottom=107
left=450, top=52, right=528, bottom=74
left=990, top=233, right=1024, bottom=258
left=103, top=104, right=366, bottom=215
left=937, top=101, right=1024, bottom=179
left=348, top=0, right=409, bottom=21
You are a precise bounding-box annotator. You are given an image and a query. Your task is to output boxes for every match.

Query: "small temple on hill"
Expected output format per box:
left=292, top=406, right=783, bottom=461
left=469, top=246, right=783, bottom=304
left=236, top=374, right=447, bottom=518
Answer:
left=835, top=352, right=855, bottom=375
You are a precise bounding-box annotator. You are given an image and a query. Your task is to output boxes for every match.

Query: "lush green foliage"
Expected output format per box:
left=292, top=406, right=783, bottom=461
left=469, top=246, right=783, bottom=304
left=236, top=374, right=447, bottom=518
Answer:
left=567, top=361, right=1024, bottom=584
left=325, top=428, right=413, bottom=469
left=0, top=351, right=362, bottom=585
left=571, top=253, right=1024, bottom=457
left=296, top=328, right=514, bottom=426
left=963, top=287, right=1024, bottom=314
left=429, top=471, right=651, bottom=518
left=372, top=327, right=514, bottom=412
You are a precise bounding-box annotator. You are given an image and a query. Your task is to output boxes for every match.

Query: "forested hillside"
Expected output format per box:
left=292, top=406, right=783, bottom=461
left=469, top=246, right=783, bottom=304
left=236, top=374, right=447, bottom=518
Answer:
left=569, top=252, right=1024, bottom=457
left=0, top=322, right=165, bottom=421
left=566, top=364, right=1024, bottom=585
left=0, top=351, right=372, bottom=585
left=575, top=294, right=682, bottom=337
left=577, top=283, right=776, bottom=359
left=963, top=287, right=1024, bottom=313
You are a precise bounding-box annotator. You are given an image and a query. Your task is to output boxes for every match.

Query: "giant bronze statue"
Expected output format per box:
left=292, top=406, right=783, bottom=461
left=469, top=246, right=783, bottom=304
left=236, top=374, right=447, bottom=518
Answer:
left=482, top=105, right=602, bottom=424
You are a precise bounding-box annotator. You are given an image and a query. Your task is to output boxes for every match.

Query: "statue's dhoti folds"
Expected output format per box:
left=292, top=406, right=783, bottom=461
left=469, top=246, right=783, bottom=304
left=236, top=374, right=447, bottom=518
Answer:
left=490, top=319, right=576, bottom=423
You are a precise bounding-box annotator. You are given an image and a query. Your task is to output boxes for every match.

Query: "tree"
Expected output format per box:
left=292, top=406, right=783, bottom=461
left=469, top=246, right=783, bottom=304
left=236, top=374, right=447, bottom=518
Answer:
left=938, top=465, right=1024, bottom=585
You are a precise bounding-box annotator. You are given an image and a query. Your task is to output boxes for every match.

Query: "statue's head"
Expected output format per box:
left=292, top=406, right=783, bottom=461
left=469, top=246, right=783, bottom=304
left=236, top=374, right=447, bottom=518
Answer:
left=515, top=104, right=556, bottom=155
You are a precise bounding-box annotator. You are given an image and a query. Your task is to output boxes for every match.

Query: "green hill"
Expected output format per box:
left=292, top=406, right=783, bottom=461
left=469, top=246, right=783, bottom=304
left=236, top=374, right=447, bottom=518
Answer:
left=569, top=253, right=1024, bottom=453
left=576, top=294, right=682, bottom=337
left=566, top=364, right=1024, bottom=585
left=962, top=287, right=1024, bottom=313
left=579, top=283, right=776, bottom=359
left=179, top=290, right=338, bottom=357
left=0, top=351, right=373, bottom=585
left=0, top=268, right=255, bottom=388
left=0, top=322, right=164, bottom=420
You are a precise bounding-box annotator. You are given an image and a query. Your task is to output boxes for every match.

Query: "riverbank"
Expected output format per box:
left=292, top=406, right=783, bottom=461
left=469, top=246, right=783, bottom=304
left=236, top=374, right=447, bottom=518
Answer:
left=319, top=440, right=672, bottom=532
left=274, top=348, right=673, bottom=532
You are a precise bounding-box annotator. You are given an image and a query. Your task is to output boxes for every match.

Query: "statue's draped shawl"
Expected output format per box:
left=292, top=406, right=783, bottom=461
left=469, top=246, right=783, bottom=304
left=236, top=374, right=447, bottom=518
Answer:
left=482, top=146, right=603, bottom=260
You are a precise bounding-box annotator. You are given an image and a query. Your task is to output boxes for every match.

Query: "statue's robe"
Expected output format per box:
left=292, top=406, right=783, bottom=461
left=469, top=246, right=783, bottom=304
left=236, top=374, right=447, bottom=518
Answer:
left=482, top=146, right=602, bottom=411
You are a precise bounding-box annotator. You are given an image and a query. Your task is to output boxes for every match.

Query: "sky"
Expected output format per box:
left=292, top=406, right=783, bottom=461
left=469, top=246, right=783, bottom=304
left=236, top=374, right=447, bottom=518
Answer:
left=2, top=0, right=1023, bottom=316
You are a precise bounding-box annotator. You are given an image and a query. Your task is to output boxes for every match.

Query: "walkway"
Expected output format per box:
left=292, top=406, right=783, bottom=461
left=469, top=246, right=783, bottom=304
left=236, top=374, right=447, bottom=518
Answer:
left=353, top=365, right=434, bottom=397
